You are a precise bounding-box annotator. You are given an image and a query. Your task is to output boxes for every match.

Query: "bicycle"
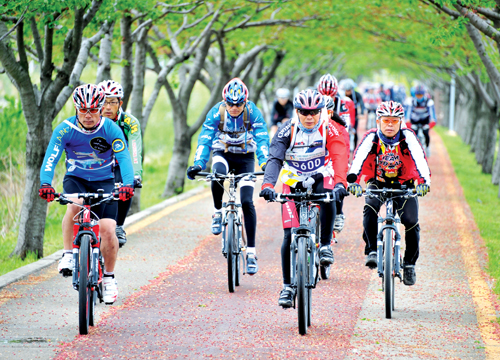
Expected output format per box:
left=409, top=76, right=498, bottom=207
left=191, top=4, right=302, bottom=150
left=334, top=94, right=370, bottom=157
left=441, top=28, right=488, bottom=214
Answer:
left=360, top=186, right=418, bottom=319
left=196, top=171, right=264, bottom=293
left=411, top=123, right=430, bottom=156
left=55, top=190, right=119, bottom=335
left=273, top=189, right=333, bottom=335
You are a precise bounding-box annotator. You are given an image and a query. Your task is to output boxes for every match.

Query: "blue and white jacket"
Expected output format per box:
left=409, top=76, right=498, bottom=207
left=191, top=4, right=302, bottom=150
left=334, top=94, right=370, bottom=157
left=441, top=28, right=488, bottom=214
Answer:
left=404, top=97, right=436, bottom=123
left=194, top=101, right=270, bottom=169
left=40, top=116, right=134, bottom=186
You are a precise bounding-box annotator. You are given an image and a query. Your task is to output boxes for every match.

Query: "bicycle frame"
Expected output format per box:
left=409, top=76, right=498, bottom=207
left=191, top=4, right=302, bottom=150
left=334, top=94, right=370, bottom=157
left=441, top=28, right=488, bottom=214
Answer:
left=376, top=198, right=402, bottom=279
left=221, top=173, right=245, bottom=260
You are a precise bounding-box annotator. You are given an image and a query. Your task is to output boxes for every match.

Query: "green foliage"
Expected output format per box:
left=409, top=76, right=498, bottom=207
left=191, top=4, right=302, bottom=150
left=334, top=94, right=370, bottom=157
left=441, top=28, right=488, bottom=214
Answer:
left=436, top=126, right=500, bottom=295
left=0, top=96, right=25, bottom=170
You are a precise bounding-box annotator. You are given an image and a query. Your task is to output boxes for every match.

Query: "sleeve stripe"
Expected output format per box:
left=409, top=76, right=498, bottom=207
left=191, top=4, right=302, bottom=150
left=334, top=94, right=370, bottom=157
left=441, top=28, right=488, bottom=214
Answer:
left=404, top=129, right=431, bottom=185
left=350, top=132, right=376, bottom=176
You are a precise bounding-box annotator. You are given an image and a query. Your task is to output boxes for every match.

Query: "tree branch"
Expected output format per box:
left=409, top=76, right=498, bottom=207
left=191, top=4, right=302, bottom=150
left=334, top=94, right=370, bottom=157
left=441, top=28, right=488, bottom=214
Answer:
left=16, top=20, right=29, bottom=72
left=423, top=0, right=461, bottom=17
left=30, top=17, right=43, bottom=63
left=0, top=7, right=27, bottom=43
left=82, top=0, right=104, bottom=29
left=454, top=1, right=500, bottom=42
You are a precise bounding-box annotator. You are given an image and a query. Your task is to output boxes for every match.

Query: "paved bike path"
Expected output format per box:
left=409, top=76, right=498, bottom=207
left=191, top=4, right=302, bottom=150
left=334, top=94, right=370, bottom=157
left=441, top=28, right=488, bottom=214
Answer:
left=1, top=131, right=499, bottom=359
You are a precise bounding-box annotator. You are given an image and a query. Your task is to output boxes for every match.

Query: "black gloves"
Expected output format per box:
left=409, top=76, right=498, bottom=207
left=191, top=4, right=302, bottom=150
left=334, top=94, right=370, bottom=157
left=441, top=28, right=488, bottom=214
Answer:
left=259, top=185, right=276, bottom=201
left=187, top=165, right=202, bottom=180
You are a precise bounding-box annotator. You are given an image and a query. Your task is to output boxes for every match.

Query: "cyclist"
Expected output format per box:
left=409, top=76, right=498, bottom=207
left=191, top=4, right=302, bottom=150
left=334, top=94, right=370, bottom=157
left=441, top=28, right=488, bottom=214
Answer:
left=270, top=88, right=294, bottom=138
left=341, top=78, right=365, bottom=150
left=186, top=78, right=270, bottom=275
left=98, top=80, right=143, bottom=248
left=347, top=101, right=431, bottom=286
left=363, top=84, right=381, bottom=130
left=317, top=74, right=351, bottom=233
left=39, top=84, right=135, bottom=304
left=259, top=89, right=348, bottom=307
left=404, top=84, right=436, bottom=153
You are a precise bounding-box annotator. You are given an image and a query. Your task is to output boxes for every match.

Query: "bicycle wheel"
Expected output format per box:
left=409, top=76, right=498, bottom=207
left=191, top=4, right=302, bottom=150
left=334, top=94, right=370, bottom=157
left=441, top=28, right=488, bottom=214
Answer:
left=384, top=228, right=393, bottom=319
left=226, top=213, right=236, bottom=293
left=235, top=220, right=244, bottom=287
left=89, top=248, right=101, bottom=326
left=307, top=244, right=315, bottom=327
left=297, top=236, right=308, bottom=335
left=78, top=235, right=91, bottom=335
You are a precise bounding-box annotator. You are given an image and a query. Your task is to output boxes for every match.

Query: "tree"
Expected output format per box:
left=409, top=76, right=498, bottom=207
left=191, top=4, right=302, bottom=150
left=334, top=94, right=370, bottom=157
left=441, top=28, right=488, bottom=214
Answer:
left=0, top=0, right=112, bottom=258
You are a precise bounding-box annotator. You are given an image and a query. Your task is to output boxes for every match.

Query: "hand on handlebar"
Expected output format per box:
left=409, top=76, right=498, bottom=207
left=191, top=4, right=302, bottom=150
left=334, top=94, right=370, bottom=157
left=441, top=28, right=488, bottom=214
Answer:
left=259, top=185, right=276, bottom=201
left=119, top=185, right=134, bottom=201
left=348, top=183, right=363, bottom=197
left=332, top=183, right=348, bottom=202
left=39, top=184, right=55, bottom=202
left=134, top=175, right=142, bottom=188
left=416, top=183, right=430, bottom=197
left=186, top=165, right=202, bottom=180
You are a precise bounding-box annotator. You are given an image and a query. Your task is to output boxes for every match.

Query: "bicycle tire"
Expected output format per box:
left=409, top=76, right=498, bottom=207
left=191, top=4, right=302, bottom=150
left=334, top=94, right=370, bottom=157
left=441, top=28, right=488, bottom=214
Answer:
left=384, top=228, right=393, bottom=319
left=78, top=235, right=91, bottom=335
left=307, top=243, right=314, bottom=327
left=235, top=219, right=244, bottom=287
left=297, top=236, right=308, bottom=335
left=226, top=213, right=236, bottom=293
left=89, top=248, right=101, bottom=326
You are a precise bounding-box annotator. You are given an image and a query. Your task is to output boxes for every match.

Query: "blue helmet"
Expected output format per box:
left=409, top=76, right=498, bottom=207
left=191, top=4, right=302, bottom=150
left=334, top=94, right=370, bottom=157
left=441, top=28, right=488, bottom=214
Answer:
left=222, top=78, right=248, bottom=104
left=415, top=84, right=426, bottom=96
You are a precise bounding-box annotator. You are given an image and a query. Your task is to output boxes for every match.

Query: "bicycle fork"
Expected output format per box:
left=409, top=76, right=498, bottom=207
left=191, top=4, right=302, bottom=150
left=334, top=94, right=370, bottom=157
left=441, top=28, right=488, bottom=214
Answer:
left=376, top=220, right=402, bottom=280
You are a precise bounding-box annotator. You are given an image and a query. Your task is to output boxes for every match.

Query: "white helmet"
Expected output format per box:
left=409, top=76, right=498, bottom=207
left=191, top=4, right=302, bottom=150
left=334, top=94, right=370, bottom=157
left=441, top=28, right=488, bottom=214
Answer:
left=97, top=80, right=124, bottom=98
left=276, top=88, right=290, bottom=99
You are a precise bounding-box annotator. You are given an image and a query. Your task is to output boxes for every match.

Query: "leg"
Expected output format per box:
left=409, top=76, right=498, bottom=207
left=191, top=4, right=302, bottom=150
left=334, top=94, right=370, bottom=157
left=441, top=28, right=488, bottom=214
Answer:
left=363, top=184, right=382, bottom=268
left=210, top=154, right=228, bottom=235
left=397, top=197, right=420, bottom=266
left=314, top=180, right=335, bottom=264
left=99, top=218, right=119, bottom=272
left=278, top=228, right=294, bottom=308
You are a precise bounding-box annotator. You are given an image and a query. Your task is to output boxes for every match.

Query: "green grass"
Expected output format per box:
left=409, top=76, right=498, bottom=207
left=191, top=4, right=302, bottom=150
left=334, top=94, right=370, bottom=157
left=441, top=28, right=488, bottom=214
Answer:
left=435, top=126, right=500, bottom=294
left=0, top=67, right=209, bottom=275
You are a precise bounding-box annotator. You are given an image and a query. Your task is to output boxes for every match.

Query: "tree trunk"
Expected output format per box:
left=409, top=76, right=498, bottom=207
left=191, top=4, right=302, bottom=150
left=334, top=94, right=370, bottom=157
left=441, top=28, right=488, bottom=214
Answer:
left=474, top=108, right=498, bottom=174
left=96, top=21, right=115, bottom=83
left=493, top=144, right=500, bottom=185
left=162, top=130, right=191, bottom=197
left=120, top=14, right=134, bottom=110
left=13, top=115, right=48, bottom=259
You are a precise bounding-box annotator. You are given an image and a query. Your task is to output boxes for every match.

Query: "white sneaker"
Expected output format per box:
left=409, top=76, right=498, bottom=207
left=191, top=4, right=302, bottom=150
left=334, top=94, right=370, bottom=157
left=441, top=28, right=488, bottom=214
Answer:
left=333, top=214, right=346, bottom=233
left=103, top=276, right=118, bottom=305
left=58, top=254, right=74, bottom=277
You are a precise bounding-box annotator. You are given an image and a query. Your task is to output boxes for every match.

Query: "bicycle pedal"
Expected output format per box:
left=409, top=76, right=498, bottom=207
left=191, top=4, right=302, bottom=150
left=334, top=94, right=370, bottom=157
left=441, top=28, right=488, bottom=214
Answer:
left=241, top=247, right=246, bottom=251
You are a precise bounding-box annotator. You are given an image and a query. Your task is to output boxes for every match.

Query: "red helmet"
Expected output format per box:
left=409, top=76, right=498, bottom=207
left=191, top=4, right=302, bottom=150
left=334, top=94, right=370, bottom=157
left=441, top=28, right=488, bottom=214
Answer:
left=293, top=89, right=325, bottom=110
left=317, top=74, right=338, bottom=97
left=376, top=101, right=405, bottom=119
left=72, top=84, right=105, bottom=109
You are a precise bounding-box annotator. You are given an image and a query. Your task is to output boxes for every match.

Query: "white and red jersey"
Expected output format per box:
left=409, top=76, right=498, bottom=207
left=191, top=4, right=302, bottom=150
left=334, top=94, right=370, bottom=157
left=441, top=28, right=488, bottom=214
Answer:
left=262, top=111, right=348, bottom=189
left=349, top=128, right=431, bottom=186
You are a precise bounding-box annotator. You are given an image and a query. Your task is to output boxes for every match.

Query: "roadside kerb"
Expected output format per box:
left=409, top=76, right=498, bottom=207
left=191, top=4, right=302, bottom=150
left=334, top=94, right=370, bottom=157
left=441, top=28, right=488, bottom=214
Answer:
left=0, top=184, right=208, bottom=290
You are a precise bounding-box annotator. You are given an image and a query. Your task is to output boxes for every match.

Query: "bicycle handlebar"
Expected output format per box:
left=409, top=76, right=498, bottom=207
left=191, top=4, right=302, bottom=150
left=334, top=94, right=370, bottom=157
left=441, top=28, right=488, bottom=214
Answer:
left=55, top=192, right=119, bottom=207
left=361, top=188, right=417, bottom=199
left=196, top=171, right=265, bottom=181
left=273, top=192, right=333, bottom=203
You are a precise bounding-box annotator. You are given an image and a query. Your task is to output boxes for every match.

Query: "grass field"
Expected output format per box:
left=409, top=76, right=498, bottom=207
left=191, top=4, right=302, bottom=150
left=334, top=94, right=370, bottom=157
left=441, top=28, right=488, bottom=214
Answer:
left=0, top=68, right=209, bottom=276
left=435, top=126, right=500, bottom=294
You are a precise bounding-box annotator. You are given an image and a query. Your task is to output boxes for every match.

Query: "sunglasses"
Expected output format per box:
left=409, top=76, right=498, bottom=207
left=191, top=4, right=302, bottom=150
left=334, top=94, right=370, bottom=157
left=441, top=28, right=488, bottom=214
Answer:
left=77, top=108, right=100, bottom=114
left=226, top=101, right=245, bottom=108
left=380, top=118, right=401, bottom=125
left=104, top=101, right=120, bottom=106
left=297, top=109, right=321, bottom=116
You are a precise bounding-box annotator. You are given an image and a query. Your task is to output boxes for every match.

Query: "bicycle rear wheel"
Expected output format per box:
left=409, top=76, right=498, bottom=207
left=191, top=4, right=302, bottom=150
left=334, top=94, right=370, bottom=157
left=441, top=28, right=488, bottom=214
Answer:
left=226, top=213, right=237, bottom=293
left=78, top=235, right=91, bottom=335
left=297, top=236, right=308, bottom=335
left=384, top=228, right=393, bottom=319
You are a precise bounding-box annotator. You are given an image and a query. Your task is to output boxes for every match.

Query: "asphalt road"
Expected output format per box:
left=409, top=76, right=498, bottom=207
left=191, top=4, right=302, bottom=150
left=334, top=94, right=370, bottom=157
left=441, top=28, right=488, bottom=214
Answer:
left=1, top=131, right=499, bottom=359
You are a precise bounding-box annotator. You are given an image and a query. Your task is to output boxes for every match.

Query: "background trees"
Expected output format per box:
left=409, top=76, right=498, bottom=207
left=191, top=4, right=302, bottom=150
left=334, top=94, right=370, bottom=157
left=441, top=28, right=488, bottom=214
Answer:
left=1, top=0, right=500, bottom=259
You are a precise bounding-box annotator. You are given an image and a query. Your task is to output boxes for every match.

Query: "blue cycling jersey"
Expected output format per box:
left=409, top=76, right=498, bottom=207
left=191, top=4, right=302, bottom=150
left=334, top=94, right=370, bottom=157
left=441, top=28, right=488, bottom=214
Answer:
left=40, top=116, right=134, bottom=186
left=404, top=97, right=436, bottom=123
left=193, top=101, right=270, bottom=170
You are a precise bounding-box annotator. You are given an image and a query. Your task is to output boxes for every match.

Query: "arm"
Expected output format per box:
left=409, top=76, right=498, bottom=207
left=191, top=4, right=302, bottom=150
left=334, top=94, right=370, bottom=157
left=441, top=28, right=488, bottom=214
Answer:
left=249, top=102, right=270, bottom=168
left=326, top=120, right=348, bottom=188
left=348, top=131, right=376, bottom=183
left=262, top=119, right=292, bottom=187
left=109, top=121, right=135, bottom=186
left=403, top=129, right=431, bottom=185
left=39, top=122, right=67, bottom=186
left=427, top=99, right=437, bottom=123
left=357, top=91, right=365, bottom=114
left=123, top=113, right=143, bottom=177
left=193, top=105, right=221, bottom=170
left=404, top=97, right=413, bottom=121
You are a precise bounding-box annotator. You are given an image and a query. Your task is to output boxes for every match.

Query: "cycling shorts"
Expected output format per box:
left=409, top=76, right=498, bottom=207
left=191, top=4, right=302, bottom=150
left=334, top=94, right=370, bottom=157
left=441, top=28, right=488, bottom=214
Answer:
left=63, top=175, right=117, bottom=220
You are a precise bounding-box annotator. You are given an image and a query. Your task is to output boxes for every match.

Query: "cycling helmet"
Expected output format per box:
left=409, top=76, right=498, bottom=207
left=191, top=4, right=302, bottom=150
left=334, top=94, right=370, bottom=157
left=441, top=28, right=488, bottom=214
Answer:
left=98, top=80, right=124, bottom=98
left=317, top=74, right=338, bottom=97
left=276, top=88, right=290, bottom=99
left=414, top=84, right=426, bottom=95
left=376, top=101, right=405, bottom=119
left=222, top=78, right=248, bottom=104
left=324, top=95, right=335, bottom=111
left=341, top=78, right=356, bottom=91
left=72, top=84, right=105, bottom=110
left=293, top=89, right=325, bottom=110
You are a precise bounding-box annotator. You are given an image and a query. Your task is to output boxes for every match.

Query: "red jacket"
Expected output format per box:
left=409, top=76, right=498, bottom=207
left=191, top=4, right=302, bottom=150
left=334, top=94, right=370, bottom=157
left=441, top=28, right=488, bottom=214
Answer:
left=348, top=128, right=431, bottom=186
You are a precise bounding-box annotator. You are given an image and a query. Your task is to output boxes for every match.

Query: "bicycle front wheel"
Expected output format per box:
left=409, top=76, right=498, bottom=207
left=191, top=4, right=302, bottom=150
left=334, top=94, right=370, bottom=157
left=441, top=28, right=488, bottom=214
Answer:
left=297, top=236, right=308, bottom=335
left=226, top=213, right=237, bottom=293
left=384, top=228, right=393, bottom=319
left=78, top=235, right=92, bottom=335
